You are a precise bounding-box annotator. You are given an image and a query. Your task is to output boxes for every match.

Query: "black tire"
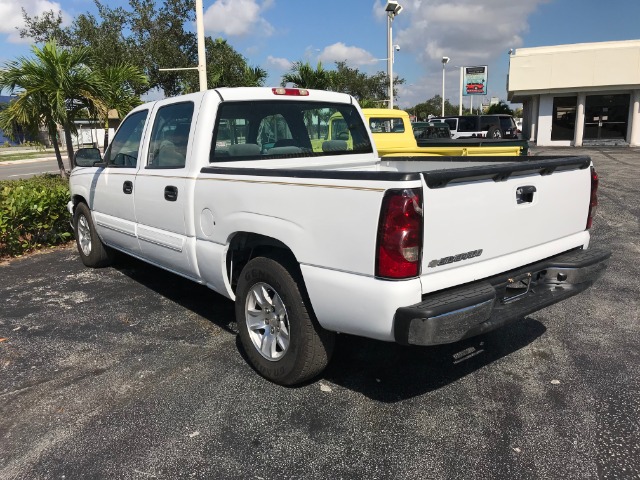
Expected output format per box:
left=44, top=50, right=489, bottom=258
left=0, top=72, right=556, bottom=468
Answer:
left=235, top=256, right=335, bottom=385
left=487, top=126, right=503, bottom=139
left=73, top=202, right=113, bottom=268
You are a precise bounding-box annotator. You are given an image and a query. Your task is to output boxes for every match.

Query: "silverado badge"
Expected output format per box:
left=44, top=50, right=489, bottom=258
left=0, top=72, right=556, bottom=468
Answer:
left=428, top=249, right=483, bottom=268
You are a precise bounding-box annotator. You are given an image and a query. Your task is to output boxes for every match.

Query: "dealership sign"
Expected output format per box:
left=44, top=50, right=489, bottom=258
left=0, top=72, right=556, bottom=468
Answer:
left=463, top=66, right=488, bottom=96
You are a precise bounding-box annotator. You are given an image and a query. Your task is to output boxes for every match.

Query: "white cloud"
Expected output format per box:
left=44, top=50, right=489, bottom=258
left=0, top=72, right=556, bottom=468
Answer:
left=395, top=0, right=547, bottom=66
left=204, top=0, right=274, bottom=37
left=266, top=55, right=291, bottom=71
left=386, top=0, right=548, bottom=106
left=0, top=0, right=70, bottom=44
left=318, top=42, right=378, bottom=66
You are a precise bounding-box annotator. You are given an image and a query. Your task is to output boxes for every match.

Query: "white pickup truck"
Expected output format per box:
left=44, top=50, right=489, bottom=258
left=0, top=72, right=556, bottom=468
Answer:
left=69, top=87, right=610, bottom=385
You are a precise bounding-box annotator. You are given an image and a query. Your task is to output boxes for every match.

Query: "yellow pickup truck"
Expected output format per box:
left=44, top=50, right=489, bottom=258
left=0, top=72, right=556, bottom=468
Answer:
left=361, top=108, right=523, bottom=157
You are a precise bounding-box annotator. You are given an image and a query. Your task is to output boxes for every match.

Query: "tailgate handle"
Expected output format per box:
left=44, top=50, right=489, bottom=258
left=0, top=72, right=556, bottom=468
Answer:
left=516, top=185, right=536, bottom=204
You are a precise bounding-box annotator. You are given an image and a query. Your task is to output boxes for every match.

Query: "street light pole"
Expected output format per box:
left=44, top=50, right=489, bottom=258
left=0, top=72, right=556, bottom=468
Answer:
left=441, top=56, right=450, bottom=116
left=195, top=0, right=207, bottom=91
left=387, top=14, right=392, bottom=109
left=385, top=1, right=403, bottom=109
left=160, top=0, right=208, bottom=92
left=459, top=66, right=463, bottom=115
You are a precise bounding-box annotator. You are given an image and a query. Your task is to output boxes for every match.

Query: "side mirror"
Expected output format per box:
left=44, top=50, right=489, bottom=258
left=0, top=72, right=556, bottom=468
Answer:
left=74, top=148, right=103, bottom=167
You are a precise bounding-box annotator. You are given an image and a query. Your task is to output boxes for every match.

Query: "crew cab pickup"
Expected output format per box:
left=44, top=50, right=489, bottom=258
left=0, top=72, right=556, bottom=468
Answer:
left=69, top=87, right=609, bottom=385
left=361, top=108, right=525, bottom=157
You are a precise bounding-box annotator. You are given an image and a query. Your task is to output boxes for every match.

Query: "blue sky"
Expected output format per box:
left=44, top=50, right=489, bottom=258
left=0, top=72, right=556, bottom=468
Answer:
left=1, top=0, right=639, bottom=108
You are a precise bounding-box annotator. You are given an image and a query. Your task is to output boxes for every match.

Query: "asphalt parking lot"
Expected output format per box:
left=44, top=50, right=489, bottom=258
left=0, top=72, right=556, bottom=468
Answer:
left=1, top=147, right=638, bottom=479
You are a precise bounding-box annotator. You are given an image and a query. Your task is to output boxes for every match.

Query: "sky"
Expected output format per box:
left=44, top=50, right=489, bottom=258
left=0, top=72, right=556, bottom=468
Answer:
left=1, top=0, right=639, bottom=109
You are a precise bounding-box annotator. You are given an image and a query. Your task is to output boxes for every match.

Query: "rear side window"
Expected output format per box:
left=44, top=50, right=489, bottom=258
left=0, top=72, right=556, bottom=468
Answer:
left=480, top=116, right=497, bottom=131
left=457, top=116, right=478, bottom=132
left=147, top=102, right=194, bottom=169
left=500, top=117, right=515, bottom=130
left=210, top=100, right=373, bottom=162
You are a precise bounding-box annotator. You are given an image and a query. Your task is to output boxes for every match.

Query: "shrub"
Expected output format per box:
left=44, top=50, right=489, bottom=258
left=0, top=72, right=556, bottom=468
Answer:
left=0, top=174, right=73, bottom=257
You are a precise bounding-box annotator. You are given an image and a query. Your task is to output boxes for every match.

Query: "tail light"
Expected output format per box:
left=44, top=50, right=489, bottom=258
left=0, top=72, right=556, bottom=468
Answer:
left=586, top=166, right=599, bottom=229
left=376, top=188, right=423, bottom=279
left=272, top=87, right=309, bottom=96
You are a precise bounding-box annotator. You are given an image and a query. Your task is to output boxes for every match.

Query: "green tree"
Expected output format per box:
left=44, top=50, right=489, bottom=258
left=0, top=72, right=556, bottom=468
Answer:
left=92, top=62, right=149, bottom=148
left=410, top=95, right=458, bottom=120
left=486, top=101, right=514, bottom=115
left=279, top=60, right=404, bottom=106
left=199, top=38, right=267, bottom=91
left=21, top=1, right=267, bottom=96
left=281, top=61, right=331, bottom=90
left=0, top=41, right=105, bottom=177
left=329, top=61, right=399, bottom=105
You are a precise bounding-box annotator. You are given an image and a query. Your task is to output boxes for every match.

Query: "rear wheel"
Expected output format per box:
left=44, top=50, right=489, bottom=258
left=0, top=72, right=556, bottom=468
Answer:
left=73, top=202, right=113, bottom=268
left=487, top=126, right=503, bottom=139
left=235, top=256, right=335, bottom=385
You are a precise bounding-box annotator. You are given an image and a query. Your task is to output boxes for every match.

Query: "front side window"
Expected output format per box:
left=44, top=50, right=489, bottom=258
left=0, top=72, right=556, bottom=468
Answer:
left=443, top=119, right=457, bottom=131
left=147, top=102, right=194, bottom=169
left=104, top=110, right=148, bottom=167
left=210, top=101, right=372, bottom=162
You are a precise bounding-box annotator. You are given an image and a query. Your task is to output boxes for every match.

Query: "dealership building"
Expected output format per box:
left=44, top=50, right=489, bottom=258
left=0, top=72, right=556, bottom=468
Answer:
left=507, top=39, right=640, bottom=147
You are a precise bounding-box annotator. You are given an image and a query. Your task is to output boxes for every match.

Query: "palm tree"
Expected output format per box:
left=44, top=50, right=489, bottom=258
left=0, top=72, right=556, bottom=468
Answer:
left=243, top=66, right=268, bottom=87
left=0, top=41, right=105, bottom=177
left=91, top=63, right=148, bottom=149
left=281, top=61, right=331, bottom=90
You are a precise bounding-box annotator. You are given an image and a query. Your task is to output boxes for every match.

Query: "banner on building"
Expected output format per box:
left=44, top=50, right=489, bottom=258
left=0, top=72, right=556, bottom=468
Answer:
left=463, top=66, right=488, bottom=96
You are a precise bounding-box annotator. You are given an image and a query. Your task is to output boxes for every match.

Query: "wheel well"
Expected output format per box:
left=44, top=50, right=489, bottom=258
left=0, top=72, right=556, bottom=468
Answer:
left=227, top=232, right=298, bottom=292
left=72, top=195, right=88, bottom=210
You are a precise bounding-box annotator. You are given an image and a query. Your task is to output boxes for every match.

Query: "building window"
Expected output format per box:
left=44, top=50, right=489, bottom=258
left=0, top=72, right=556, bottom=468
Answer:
left=551, top=96, right=577, bottom=141
left=584, top=94, right=630, bottom=140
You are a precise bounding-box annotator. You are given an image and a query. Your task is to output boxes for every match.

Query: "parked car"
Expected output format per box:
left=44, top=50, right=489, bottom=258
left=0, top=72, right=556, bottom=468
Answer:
left=353, top=109, right=521, bottom=156
left=431, top=115, right=518, bottom=139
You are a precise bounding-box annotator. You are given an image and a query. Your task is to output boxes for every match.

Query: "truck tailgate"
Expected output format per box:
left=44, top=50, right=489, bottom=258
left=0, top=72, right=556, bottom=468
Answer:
left=418, top=156, right=593, bottom=292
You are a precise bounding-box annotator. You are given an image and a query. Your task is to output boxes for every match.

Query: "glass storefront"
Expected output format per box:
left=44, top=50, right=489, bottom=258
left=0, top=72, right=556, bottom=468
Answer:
left=551, top=96, right=577, bottom=141
left=584, top=94, right=630, bottom=140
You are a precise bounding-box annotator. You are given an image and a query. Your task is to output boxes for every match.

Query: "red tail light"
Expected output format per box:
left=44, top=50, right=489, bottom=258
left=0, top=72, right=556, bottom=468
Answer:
left=272, top=87, right=309, bottom=96
left=586, top=166, right=598, bottom=229
left=376, top=188, right=423, bottom=279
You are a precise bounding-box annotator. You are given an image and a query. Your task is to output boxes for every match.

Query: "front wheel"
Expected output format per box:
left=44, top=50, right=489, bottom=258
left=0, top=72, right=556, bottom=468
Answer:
left=235, top=256, right=335, bottom=385
left=73, top=202, right=113, bottom=268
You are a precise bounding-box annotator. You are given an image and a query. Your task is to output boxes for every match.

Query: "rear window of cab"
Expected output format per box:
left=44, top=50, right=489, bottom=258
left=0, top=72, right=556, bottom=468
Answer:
left=210, top=100, right=373, bottom=162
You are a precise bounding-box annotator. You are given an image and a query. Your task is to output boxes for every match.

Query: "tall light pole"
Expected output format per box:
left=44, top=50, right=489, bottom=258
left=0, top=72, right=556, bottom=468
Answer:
left=195, top=0, right=207, bottom=91
left=159, top=0, right=208, bottom=92
left=452, top=65, right=464, bottom=115
left=458, top=66, right=463, bottom=115
left=385, top=1, right=403, bottom=109
left=441, top=56, right=450, bottom=116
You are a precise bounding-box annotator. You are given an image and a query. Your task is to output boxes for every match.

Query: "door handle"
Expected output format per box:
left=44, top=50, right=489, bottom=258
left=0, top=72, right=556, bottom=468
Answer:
left=516, top=185, right=536, bottom=204
left=123, top=181, right=133, bottom=194
left=164, top=185, right=178, bottom=202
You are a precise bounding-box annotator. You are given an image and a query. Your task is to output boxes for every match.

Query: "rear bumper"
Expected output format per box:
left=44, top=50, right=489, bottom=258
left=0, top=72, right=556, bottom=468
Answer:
left=394, top=248, right=610, bottom=346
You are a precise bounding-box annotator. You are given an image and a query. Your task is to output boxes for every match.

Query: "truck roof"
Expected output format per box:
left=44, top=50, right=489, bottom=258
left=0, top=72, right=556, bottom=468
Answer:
left=362, top=108, right=409, bottom=118
left=128, top=87, right=356, bottom=116
left=215, top=87, right=354, bottom=104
